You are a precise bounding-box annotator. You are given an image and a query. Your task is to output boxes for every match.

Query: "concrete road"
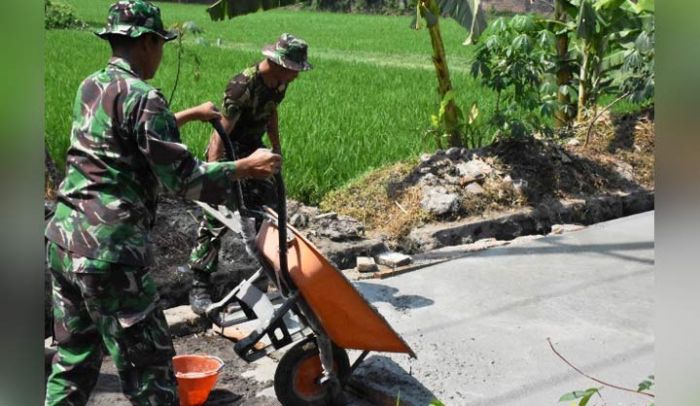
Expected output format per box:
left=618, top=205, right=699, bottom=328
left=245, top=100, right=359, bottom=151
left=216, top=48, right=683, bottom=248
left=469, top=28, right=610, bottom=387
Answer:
left=351, top=212, right=654, bottom=406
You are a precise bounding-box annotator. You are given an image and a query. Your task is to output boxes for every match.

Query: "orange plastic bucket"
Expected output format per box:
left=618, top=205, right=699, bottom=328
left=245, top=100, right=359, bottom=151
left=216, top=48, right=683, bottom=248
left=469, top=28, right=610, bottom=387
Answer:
left=172, top=354, right=225, bottom=406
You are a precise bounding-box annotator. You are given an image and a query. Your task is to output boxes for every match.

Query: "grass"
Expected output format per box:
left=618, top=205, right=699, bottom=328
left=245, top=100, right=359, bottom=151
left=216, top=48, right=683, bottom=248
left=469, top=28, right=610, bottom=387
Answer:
left=45, top=1, right=499, bottom=203
left=45, top=0, right=649, bottom=204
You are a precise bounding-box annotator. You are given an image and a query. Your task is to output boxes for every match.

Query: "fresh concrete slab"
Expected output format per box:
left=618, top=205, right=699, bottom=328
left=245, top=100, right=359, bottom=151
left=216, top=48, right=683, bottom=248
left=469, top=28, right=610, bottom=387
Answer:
left=351, top=211, right=654, bottom=405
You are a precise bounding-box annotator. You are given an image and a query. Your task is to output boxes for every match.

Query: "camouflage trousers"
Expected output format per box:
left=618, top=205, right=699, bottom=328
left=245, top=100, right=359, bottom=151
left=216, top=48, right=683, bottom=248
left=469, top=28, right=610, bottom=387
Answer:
left=45, top=241, right=178, bottom=406
left=188, top=177, right=276, bottom=274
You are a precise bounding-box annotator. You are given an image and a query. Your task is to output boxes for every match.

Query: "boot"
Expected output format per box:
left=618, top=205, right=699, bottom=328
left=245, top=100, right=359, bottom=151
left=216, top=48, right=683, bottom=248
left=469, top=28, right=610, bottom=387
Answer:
left=189, top=270, right=213, bottom=316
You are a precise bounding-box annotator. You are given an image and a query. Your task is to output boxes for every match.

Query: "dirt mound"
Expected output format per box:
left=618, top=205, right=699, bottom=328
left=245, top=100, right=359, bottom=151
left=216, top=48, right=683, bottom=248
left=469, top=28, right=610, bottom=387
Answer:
left=321, top=110, right=654, bottom=242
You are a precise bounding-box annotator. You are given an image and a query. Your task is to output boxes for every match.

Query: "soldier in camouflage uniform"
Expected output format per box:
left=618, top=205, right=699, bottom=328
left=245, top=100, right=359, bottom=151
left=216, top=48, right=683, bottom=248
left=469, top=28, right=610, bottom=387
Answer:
left=187, top=33, right=312, bottom=315
left=44, top=1, right=281, bottom=404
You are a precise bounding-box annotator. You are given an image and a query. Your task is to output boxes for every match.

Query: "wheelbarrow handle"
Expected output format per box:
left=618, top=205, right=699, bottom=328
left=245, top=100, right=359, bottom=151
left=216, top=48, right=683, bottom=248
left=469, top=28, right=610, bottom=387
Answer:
left=207, top=119, right=293, bottom=287
left=209, top=119, right=245, bottom=211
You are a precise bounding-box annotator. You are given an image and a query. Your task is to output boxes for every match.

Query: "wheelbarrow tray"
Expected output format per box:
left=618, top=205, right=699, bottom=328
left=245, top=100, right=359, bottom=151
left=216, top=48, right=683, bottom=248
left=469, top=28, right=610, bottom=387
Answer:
left=256, top=212, right=415, bottom=357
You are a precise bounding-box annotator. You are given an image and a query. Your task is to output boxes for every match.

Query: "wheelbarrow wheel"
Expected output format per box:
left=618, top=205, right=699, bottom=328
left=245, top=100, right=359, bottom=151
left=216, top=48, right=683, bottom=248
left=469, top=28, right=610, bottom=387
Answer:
left=274, top=337, right=350, bottom=406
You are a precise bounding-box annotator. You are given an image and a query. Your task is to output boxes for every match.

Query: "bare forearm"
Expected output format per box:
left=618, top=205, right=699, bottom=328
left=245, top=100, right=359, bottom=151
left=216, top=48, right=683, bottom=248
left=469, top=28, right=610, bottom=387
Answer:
left=174, top=107, right=201, bottom=128
left=174, top=102, right=221, bottom=128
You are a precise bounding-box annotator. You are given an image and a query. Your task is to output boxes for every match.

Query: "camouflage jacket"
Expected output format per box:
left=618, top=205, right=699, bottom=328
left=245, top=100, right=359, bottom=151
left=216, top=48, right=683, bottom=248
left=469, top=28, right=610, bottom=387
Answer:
left=221, top=64, right=286, bottom=154
left=46, top=58, right=237, bottom=267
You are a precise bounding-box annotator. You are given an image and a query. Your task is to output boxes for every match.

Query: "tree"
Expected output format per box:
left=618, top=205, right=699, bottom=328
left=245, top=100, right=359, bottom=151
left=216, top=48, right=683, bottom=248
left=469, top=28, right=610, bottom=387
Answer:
left=553, top=0, right=654, bottom=123
left=205, top=0, right=486, bottom=148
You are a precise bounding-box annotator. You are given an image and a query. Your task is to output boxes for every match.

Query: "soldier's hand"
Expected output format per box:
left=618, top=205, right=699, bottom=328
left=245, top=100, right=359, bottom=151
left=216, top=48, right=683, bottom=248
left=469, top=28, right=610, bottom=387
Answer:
left=195, top=102, right=221, bottom=122
left=235, top=148, right=282, bottom=179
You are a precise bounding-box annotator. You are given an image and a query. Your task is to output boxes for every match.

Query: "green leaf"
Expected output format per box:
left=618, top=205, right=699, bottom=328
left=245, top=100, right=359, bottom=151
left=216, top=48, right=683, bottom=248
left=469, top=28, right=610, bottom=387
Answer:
left=628, top=0, right=654, bottom=13
left=437, top=0, right=487, bottom=43
left=576, top=0, right=597, bottom=40
left=510, top=15, right=535, bottom=32
left=594, top=0, right=625, bottom=11
left=422, top=6, right=439, bottom=27
left=637, top=379, right=654, bottom=392
left=468, top=102, right=479, bottom=124
left=492, top=17, right=507, bottom=32
left=538, top=29, right=555, bottom=47
left=512, top=34, right=532, bottom=52
left=559, top=390, right=586, bottom=401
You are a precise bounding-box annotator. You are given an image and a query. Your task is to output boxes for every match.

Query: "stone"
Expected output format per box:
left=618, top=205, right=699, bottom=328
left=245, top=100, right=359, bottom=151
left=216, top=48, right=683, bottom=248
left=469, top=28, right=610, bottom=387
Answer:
left=420, top=153, right=432, bottom=163
left=419, top=173, right=440, bottom=187
left=315, top=212, right=337, bottom=220
left=375, top=252, right=412, bottom=267
left=164, top=305, right=211, bottom=337
left=567, top=138, right=581, bottom=146
left=357, top=256, right=378, bottom=273
left=615, top=162, right=635, bottom=181
left=560, top=151, right=572, bottom=163
left=421, top=186, right=460, bottom=216
left=455, top=159, right=493, bottom=179
left=419, top=166, right=432, bottom=174
left=512, top=179, right=528, bottom=191
left=550, top=224, right=586, bottom=235
left=446, top=147, right=462, bottom=160
left=466, top=183, right=485, bottom=195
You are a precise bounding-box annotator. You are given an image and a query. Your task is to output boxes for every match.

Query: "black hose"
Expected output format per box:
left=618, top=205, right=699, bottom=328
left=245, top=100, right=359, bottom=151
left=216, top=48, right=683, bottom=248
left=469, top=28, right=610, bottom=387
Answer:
left=208, top=119, right=292, bottom=288
left=209, top=119, right=245, bottom=211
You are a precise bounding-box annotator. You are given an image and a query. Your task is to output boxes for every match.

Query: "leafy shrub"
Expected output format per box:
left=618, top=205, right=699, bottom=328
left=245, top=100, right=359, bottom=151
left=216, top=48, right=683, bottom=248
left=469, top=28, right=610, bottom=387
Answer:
left=45, top=0, right=87, bottom=30
left=471, top=15, right=556, bottom=138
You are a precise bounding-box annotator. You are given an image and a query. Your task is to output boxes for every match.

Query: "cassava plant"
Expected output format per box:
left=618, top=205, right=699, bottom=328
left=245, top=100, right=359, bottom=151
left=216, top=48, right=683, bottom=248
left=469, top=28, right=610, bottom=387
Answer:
left=471, top=15, right=558, bottom=138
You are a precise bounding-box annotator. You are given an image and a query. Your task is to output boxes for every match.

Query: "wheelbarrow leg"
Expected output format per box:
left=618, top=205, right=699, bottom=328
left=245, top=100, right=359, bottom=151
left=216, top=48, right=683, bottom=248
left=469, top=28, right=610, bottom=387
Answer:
left=317, top=333, right=346, bottom=404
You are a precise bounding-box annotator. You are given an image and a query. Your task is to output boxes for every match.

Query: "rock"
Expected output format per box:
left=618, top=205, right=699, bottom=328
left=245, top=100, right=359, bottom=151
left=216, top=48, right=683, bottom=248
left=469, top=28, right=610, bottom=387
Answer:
left=550, top=224, right=586, bottom=235
left=567, top=138, right=581, bottom=146
left=315, top=212, right=337, bottom=220
left=419, top=173, right=440, bottom=187
left=164, top=305, right=211, bottom=337
left=315, top=214, right=365, bottom=241
left=615, top=162, right=635, bottom=181
left=446, top=147, right=462, bottom=160
left=421, top=186, right=460, bottom=216
left=560, top=151, right=572, bottom=163
left=375, top=252, right=412, bottom=267
left=455, top=160, right=493, bottom=179
left=466, top=183, right=485, bottom=195
left=356, top=256, right=378, bottom=273
left=512, top=179, right=528, bottom=191
left=420, top=153, right=432, bottom=163
left=289, top=212, right=308, bottom=228
left=502, top=175, right=513, bottom=184
left=434, top=149, right=446, bottom=157
left=419, top=166, right=432, bottom=174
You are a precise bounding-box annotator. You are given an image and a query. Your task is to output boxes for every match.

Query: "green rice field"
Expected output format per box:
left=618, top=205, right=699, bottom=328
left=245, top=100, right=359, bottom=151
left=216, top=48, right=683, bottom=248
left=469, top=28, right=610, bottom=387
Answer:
left=44, top=0, right=639, bottom=203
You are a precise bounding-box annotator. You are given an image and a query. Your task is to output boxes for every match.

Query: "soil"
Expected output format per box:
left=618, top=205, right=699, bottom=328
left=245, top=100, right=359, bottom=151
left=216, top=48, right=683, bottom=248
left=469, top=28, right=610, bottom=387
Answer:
left=320, top=108, right=655, bottom=243
left=44, top=108, right=654, bottom=404
left=82, top=334, right=279, bottom=405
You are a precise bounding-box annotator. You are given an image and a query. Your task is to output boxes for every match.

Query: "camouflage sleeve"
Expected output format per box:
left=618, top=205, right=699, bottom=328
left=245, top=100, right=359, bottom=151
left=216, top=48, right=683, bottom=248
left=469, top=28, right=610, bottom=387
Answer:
left=222, top=77, right=251, bottom=124
left=133, top=89, right=236, bottom=204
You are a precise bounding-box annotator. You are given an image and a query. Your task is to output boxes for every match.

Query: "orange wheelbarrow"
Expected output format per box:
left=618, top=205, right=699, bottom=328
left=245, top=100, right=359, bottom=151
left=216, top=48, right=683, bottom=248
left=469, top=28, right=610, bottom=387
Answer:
left=200, top=120, right=415, bottom=405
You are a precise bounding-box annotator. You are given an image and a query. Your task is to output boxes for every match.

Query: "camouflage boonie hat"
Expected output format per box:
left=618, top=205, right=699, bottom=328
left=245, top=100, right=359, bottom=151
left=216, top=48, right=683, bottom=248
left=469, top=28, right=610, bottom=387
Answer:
left=96, top=0, right=177, bottom=42
left=262, top=33, right=313, bottom=72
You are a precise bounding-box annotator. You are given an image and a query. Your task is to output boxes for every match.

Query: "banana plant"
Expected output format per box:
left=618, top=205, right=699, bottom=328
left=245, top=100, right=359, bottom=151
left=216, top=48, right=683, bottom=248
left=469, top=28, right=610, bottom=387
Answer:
left=410, top=0, right=486, bottom=147
left=552, top=0, right=653, bottom=123
left=205, top=0, right=486, bottom=148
